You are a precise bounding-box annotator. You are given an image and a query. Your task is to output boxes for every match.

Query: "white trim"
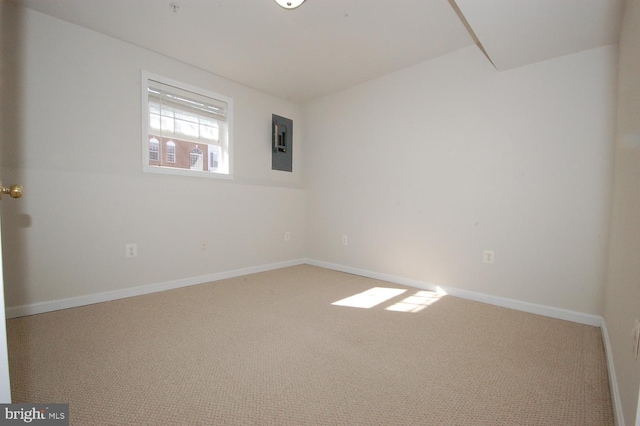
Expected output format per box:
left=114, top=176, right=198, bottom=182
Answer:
left=601, top=320, right=626, bottom=426
left=8, top=257, right=606, bottom=326
left=439, top=285, right=602, bottom=326
left=5, top=259, right=305, bottom=319
left=305, top=259, right=438, bottom=291
left=142, top=164, right=234, bottom=180
left=305, top=258, right=601, bottom=326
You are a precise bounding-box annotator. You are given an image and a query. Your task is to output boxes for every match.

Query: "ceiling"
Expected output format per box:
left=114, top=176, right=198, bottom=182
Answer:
left=11, top=0, right=625, bottom=103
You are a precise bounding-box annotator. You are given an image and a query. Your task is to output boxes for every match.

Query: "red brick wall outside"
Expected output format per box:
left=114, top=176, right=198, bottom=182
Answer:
left=148, top=135, right=209, bottom=171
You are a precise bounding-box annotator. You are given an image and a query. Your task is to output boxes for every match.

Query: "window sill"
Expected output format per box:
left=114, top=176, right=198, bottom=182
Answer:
left=142, top=165, right=233, bottom=180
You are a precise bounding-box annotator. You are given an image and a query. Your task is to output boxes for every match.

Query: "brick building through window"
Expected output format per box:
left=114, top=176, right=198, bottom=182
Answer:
left=143, top=72, right=231, bottom=177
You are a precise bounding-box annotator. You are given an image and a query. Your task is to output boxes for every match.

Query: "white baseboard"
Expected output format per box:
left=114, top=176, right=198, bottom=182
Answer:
left=9, top=257, right=603, bottom=326
left=438, top=286, right=603, bottom=326
left=5, top=259, right=305, bottom=319
left=306, top=258, right=602, bottom=326
left=601, top=320, right=626, bottom=426
left=305, top=258, right=439, bottom=292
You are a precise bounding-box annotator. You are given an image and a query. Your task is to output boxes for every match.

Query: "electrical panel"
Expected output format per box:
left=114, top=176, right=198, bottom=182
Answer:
left=272, top=114, right=292, bottom=172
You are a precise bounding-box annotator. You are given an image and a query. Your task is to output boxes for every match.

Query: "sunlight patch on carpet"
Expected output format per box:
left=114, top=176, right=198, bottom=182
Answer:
left=386, top=290, right=443, bottom=313
left=331, top=287, right=407, bottom=309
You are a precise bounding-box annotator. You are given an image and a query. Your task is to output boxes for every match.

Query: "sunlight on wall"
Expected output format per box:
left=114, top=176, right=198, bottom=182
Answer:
left=331, top=287, right=407, bottom=309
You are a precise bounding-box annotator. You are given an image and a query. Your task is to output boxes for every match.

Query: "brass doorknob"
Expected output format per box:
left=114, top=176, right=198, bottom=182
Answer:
left=0, top=182, right=23, bottom=199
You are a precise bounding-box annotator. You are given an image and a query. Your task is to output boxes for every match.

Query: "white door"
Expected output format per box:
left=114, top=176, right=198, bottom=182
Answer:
left=0, top=182, right=22, bottom=402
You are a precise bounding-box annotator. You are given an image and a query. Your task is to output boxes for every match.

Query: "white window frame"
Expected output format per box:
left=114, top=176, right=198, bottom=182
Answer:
left=141, top=70, right=233, bottom=179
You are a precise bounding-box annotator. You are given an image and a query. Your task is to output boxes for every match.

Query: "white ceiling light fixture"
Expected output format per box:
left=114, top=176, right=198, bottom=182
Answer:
left=275, top=0, right=306, bottom=10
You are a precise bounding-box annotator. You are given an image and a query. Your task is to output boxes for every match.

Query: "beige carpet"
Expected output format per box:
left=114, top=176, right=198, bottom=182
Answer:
left=7, top=265, right=613, bottom=425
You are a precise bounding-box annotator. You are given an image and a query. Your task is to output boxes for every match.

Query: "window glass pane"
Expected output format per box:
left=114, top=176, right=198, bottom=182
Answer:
left=200, top=117, right=217, bottom=127
left=200, top=124, right=218, bottom=141
left=150, top=113, right=161, bottom=130
left=160, top=115, right=174, bottom=133
left=175, top=112, right=197, bottom=123
left=175, top=118, right=199, bottom=138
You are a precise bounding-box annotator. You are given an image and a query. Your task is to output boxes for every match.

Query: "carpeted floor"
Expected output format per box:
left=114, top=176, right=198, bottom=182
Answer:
left=7, top=265, right=614, bottom=425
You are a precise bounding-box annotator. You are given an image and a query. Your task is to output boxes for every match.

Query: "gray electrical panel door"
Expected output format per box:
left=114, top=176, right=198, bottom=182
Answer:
left=272, top=114, right=292, bottom=172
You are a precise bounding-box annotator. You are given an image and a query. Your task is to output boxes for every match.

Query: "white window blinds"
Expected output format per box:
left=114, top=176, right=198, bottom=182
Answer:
left=148, top=79, right=227, bottom=144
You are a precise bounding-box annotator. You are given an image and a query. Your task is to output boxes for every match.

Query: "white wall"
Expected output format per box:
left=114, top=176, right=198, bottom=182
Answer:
left=0, top=2, right=618, bottom=317
left=604, top=0, right=640, bottom=423
left=0, top=0, right=630, bottom=418
left=0, top=4, right=306, bottom=307
left=304, top=44, right=616, bottom=315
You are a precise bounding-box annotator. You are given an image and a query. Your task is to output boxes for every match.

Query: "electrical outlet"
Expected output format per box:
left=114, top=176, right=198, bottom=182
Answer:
left=633, top=319, right=640, bottom=360
left=201, top=241, right=207, bottom=251
left=342, top=235, right=348, bottom=245
left=125, top=243, right=137, bottom=258
left=284, top=232, right=291, bottom=242
left=483, top=250, right=495, bottom=264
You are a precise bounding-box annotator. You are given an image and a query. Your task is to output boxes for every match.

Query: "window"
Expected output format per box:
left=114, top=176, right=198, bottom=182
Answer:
left=166, top=141, right=176, bottom=163
left=142, top=71, right=232, bottom=178
left=209, top=145, right=221, bottom=172
left=149, top=137, right=160, bottom=162
left=190, top=147, right=203, bottom=171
